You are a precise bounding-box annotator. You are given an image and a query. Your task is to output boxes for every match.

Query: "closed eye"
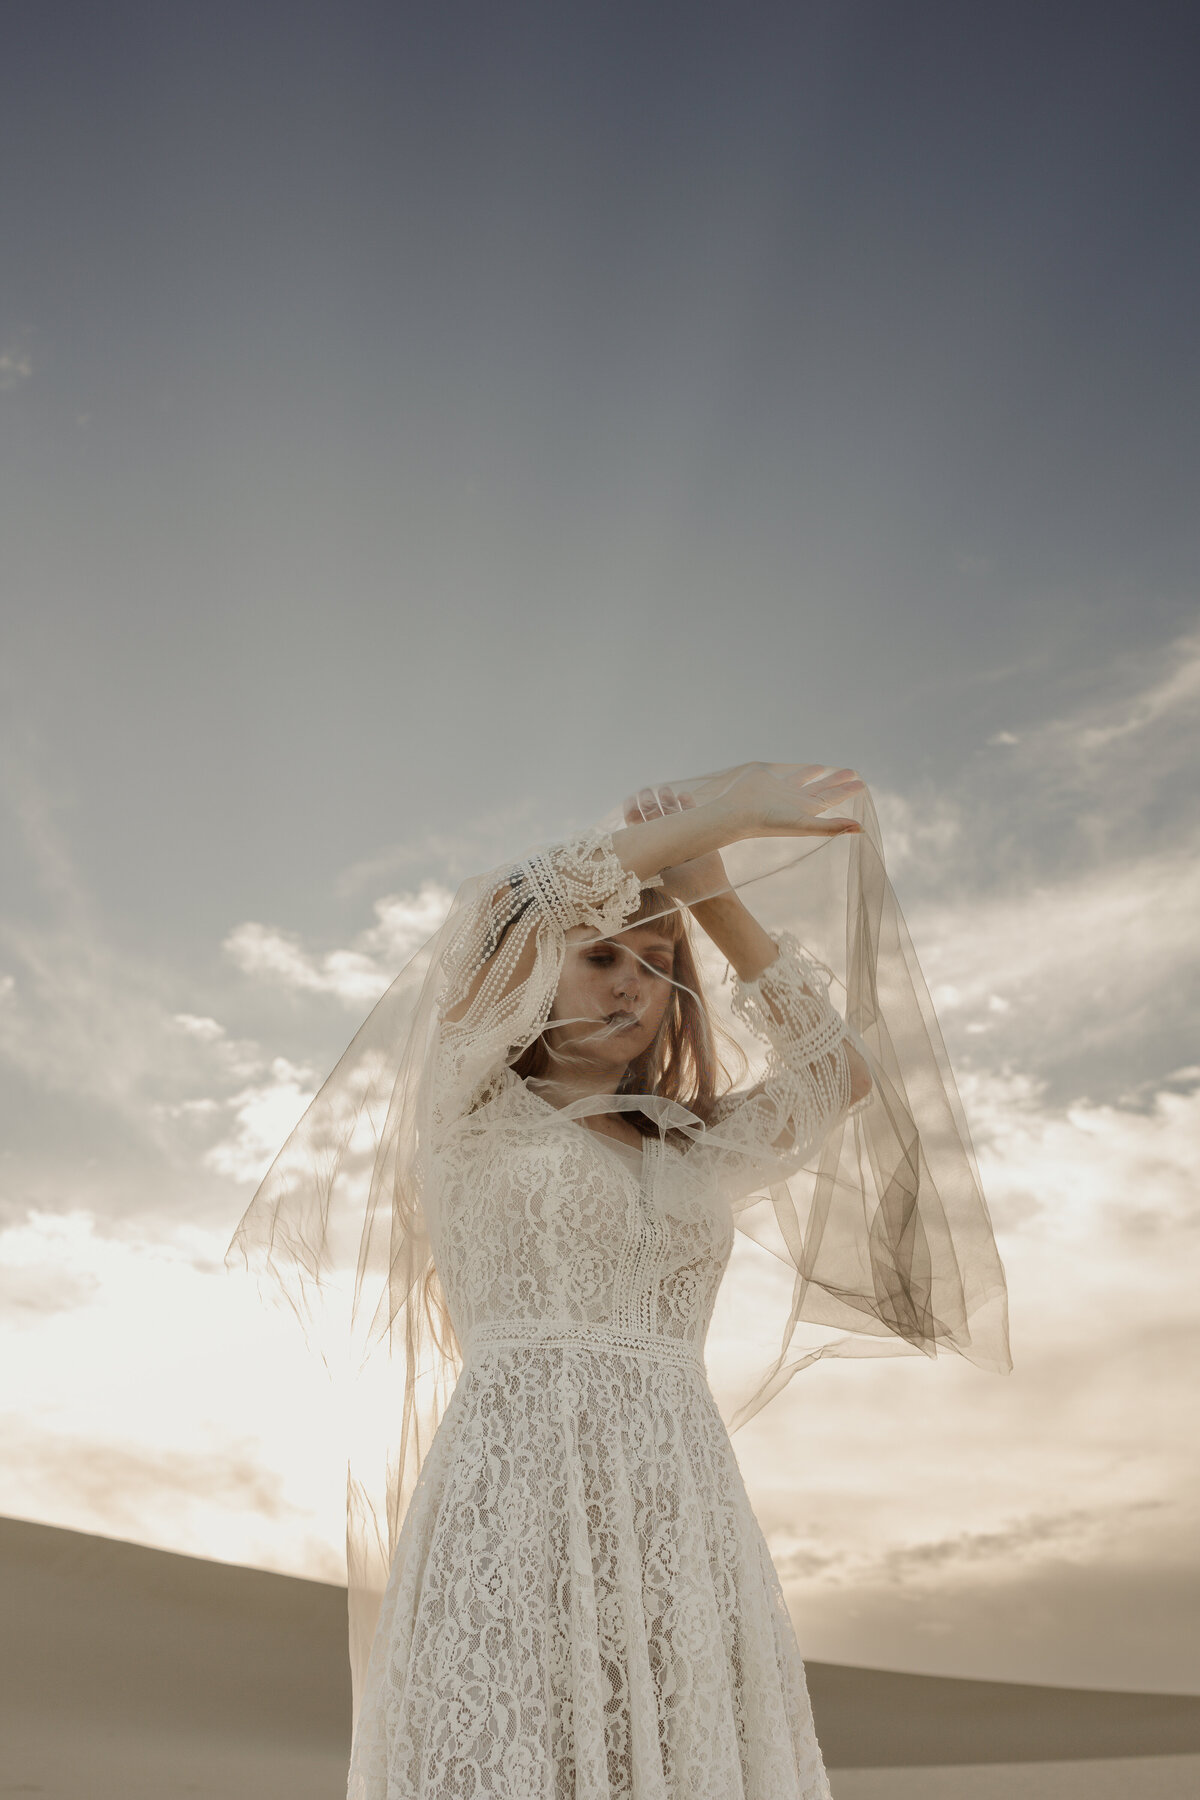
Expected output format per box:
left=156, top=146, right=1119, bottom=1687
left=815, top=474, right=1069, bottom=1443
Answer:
left=586, top=950, right=672, bottom=977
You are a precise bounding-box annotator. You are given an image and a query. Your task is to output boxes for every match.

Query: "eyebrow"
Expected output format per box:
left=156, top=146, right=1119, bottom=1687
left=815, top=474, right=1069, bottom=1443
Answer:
left=589, top=932, right=675, bottom=952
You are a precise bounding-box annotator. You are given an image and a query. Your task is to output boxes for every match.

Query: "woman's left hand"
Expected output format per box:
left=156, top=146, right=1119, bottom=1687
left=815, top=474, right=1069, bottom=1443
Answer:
left=623, top=785, right=729, bottom=907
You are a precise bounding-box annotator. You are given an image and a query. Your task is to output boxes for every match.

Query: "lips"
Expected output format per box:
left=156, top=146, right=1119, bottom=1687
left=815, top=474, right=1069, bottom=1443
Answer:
left=604, top=1011, right=639, bottom=1029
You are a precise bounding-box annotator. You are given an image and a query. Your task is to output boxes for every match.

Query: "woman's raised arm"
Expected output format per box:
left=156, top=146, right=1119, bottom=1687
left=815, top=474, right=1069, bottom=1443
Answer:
left=609, top=762, right=862, bottom=890
left=623, top=774, right=874, bottom=1138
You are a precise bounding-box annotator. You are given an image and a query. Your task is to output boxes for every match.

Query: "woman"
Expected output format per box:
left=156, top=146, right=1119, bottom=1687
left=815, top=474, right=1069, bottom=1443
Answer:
left=230, top=762, right=1011, bottom=1800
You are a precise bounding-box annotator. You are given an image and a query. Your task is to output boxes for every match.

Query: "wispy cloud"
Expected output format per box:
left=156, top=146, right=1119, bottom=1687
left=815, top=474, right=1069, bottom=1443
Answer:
left=332, top=801, right=545, bottom=899
left=874, top=620, right=1200, bottom=1104
left=912, top=839, right=1200, bottom=1097
left=0, top=346, right=33, bottom=391
left=767, top=1502, right=1156, bottom=1586
left=1051, top=626, right=1200, bottom=757
left=869, top=787, right=964, bottom=878
left=983, top=622, right=1199, bottom=864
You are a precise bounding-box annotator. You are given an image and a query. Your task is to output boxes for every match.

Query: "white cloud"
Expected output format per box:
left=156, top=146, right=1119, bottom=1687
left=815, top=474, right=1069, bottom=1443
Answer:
left=204, top=1059, right=316, bottom=1185
left=869, top=786, right=963, bottom=877
left=174, top=1012, right=226, bottom=1043
left=910, top=836, right=1200, bottom=1090
left=224, top=880, right=454, bottom=1005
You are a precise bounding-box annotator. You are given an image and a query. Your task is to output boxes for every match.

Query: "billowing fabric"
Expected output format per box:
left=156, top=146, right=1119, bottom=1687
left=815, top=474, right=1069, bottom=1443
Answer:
left=227, top=769, right=1011, bottom=1798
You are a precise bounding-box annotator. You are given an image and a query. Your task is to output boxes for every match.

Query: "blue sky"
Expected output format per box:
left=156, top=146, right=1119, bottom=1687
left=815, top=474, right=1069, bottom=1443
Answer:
left=2, top=1, right=1198, bottom=1691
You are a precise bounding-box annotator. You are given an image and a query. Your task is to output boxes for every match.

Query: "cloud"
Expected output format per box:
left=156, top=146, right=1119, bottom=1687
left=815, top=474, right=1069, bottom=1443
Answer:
left=992, top=622, right=1198, bottom=862
left=0, top=1210, right=346, bottom=1580
left=964, top=1065, right=1200, bottom=1241
left=0, top=347, right=33, bottom=391
left=204, top=1059, right=316, bottom=1185
left=911, top=838, right=1200, bottom=1096
left=333, top=801, right=545, bottom=899
left=766, top=1502, right=1151, bottom=1587
left=875, top=619, right=1200, bottom=921
left=0, top=894, right=282, bottom=1203
left=846, top=624, right=1200, bottom=1107
left=224, top=881, right=453, bottom=1005
left=0, top=765, right=342, bottom=1231
left=1058, top=627, right=1200, bottom=755
left=869, top=786, right=963, bottom=878
left=1, top=1414, right=346, bottom=1586
left=0, top=769, right=228, bottom=1138
left=174, top=1013, right=227, bottom=1044
left=873, top=1501, right=1164, bottom=1580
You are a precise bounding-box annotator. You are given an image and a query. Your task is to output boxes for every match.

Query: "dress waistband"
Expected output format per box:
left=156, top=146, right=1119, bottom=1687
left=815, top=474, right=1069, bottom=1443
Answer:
left=462, top=1318, right=706, bottom=1374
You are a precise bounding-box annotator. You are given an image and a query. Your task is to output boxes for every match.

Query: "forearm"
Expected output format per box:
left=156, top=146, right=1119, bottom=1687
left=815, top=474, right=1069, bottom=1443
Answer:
left=686, top=891, right=783, bottom=984
left=608, top=801, right=741, bottom=886
left=716, top=914, right=875, bottom=1108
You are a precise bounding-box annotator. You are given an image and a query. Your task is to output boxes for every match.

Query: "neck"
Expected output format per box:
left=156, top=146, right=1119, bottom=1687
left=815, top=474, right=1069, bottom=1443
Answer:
left=534, top=1056, right=627, bottom=1110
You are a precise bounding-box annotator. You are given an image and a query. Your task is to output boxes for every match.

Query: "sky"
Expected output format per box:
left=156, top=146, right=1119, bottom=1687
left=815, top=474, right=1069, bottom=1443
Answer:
left=2, top=0, right=1198, bottom=1695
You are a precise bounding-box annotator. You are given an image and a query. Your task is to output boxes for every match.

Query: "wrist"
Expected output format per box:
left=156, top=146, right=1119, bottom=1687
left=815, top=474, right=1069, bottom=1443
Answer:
left=699, top=793, right=749, bottom=846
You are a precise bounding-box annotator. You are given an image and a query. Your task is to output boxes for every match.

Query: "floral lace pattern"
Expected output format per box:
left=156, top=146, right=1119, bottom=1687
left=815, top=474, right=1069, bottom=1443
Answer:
left=347, top=832, right=851, bottom=1799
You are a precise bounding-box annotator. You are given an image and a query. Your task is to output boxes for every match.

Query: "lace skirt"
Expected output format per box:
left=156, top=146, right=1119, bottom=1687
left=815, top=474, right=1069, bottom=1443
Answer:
left=348, top=1335, right=832, bottom=1800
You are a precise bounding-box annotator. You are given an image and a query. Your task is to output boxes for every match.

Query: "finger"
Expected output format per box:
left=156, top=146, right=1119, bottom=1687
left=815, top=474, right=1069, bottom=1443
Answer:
left=781, top=764, right=825, bottom=789
left=809, top=771, right=864, bottom=810
left=637, top=786, right=664, bottom=821
left=801, top=784, right=842, bottom=813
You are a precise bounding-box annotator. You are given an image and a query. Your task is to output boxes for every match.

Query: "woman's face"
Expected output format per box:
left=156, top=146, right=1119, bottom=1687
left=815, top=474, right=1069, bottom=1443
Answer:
left=545, top=922, right=677, bottom=1081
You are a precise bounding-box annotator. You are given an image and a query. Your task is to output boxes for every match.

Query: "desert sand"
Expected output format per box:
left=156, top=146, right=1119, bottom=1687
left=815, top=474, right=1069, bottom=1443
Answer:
left=4, top=1514, right=1199, bottom=1798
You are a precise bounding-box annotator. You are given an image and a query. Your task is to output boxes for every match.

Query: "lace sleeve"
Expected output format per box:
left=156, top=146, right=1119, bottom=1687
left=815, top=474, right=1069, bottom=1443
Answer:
left=429, top=829, right=643, bottom=1134
left=701, top=930, right=869, bottom=1201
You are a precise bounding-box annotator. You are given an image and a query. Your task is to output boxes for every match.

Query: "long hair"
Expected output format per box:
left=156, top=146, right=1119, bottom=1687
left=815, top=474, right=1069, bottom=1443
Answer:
left=419, top=890, right=738, bottom=1355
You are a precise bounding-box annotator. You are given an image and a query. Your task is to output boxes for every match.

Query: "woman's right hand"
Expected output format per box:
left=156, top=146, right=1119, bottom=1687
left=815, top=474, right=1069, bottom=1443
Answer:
left=610, top=763, right=863, bottom=893
left=680, top=762, right=865, bottom=840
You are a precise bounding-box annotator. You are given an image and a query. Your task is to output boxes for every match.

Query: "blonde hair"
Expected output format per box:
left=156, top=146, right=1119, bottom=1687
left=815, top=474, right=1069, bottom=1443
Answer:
left=419, top=890, right=740, bottom=1356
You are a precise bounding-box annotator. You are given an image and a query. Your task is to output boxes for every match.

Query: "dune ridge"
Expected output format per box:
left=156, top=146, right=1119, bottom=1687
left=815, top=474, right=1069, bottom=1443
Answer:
left=4, top=1514, right=1199, bottom=1796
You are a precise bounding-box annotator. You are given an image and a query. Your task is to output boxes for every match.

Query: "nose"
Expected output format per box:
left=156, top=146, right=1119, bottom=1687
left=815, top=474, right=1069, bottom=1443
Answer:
left=611, top=954, right=640, bottom=1001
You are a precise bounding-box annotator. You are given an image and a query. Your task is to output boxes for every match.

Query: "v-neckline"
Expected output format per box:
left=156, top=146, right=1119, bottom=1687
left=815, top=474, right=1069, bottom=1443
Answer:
left=520, top=1078, right=651, bottom=1173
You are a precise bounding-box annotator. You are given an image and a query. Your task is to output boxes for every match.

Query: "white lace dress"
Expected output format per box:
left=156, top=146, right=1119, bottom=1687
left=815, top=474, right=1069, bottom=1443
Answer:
left=348, top=832, right=858, bottom=1800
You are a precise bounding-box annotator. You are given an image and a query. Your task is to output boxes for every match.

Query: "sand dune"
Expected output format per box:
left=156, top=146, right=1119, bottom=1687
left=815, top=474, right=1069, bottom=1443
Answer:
left=4, top=1515, right=1199, bottom=1798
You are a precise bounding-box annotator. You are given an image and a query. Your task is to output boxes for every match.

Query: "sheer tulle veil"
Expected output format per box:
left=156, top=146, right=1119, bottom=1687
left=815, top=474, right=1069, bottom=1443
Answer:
left=226, top=766, right=1012, bottom=1720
